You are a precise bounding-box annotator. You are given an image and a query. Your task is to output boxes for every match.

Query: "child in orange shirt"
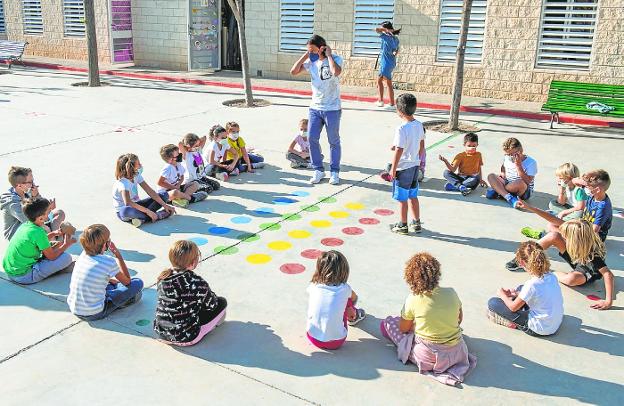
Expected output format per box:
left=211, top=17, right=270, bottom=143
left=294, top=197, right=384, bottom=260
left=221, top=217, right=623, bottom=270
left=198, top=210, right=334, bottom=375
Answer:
left=439, top=133, right=487, bottom=196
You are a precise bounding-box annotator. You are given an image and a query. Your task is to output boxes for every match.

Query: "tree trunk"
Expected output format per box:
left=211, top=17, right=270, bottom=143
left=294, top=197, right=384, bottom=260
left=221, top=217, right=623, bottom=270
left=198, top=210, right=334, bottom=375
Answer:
left=448, top=0, right=473, bottom=130
left=226, top=0, right=254, bottom=107
left=84, top=0, right=100, bottom=87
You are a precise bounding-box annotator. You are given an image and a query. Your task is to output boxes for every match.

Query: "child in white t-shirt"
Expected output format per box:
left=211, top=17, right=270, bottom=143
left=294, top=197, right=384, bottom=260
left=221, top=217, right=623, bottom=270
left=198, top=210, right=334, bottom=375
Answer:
left=178, top=133, right=221, bottom=193
left=286, top=118, right=312, bottom=169
left=306, top=250, right=365, bottom=350
left=203, top=125, right=240, bottom=181
left=157, top=144, right=208, bottom=208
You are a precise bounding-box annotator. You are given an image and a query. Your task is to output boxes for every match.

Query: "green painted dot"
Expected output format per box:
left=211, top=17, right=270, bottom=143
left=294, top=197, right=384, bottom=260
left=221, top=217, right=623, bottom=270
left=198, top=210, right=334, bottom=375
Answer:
left=236, top=233, right=260, bottom=242
left=260, top=222, right=281, bottom=231
left=135, top=319, right=150, bottom=326
left=320, top=196, right=337, bottom=204
left=214, top=246, right=239, bottom=255
left=282, top=213, right=302, bottom=221
left=302, top=205, right=320, bottom=212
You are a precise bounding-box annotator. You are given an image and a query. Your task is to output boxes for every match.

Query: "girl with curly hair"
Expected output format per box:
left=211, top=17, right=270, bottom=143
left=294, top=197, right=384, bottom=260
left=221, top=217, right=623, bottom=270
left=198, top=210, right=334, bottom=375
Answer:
left=488, top=241, right=564, bottom=335
left=381, top=252, right=476, bottom=386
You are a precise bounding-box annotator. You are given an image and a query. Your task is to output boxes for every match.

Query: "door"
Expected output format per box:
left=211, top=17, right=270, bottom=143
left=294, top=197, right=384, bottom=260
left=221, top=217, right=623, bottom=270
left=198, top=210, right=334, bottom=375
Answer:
left=188, top=0, right=221, bottom=70
left=109, top=0, right=134, bottom=63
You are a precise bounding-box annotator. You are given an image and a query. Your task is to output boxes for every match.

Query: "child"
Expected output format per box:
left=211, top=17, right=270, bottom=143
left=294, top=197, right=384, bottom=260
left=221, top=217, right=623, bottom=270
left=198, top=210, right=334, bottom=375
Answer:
left=381, top=253, right=476, bottom=386
left=2, top=166, right=67, bottom=240
left=178, top=133, right=221, bottom=192
left=488, top=241, right=564, bottom=336
left=486, top=137, right=538, bottom=209
left=154, top=240, right=227, bottom=346
left=286, top=118, right=312, bottom=168
left=439, top=132, right=487, bottom=196
left=225, top=121, right=265, bottom=173
left=113, top=153, right=176, bottom=227
left=375, top=21, right=400, bottom=109
left=2, top=197, right=75, bottom=284
left=203, top=124, right=240, bottom=181
left=388, top=93, right=425, bottom=235
left=67, top=224, right=143, bottom=320
left=548, top=163, right=588, bottom=221
left=157, top=144, right=208, bottom=208
left=306, top=250, right=366, bottom=350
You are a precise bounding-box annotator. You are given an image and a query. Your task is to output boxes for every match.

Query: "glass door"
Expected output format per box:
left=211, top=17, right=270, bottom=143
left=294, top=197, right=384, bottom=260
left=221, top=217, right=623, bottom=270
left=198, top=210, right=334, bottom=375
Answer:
left=188, top=0, right=221, bottom=70
left=109, top=0, right=134, bottom=63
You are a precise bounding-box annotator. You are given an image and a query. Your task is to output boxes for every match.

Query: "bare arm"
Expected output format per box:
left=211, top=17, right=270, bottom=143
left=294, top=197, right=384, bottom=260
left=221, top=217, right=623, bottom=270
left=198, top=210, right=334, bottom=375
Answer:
left=390, top=147, right=403, bottom=178
left=42, top=234, right=75, bottom=260
left=287, top=139, right=298, bottom=154
left=290, top=51, right=310, bottom=76
left=516, top=200, right=565, bottom=227
left=108, top=241, right=131, bottom=286
left=399, top=317, right=414, bottom=334
left=591, top=267, right=614, bottom=310
left=438, top=155, right=457, bottom=172
left=325, top=46, right=342, bottom=77
left=499, top=288, right=527, bottom=312
left=157, top=176, right=179, bottom=191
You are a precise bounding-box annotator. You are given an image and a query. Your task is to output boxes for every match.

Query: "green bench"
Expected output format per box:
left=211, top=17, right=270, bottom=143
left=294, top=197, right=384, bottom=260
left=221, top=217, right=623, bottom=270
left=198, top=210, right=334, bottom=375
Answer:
left=541, top=80, right=624, bottom=128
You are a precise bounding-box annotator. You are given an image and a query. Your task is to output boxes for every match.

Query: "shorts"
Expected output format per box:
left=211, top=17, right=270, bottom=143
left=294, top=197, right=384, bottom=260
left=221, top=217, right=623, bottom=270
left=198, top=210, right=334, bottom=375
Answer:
left=504, top=179, right=532, bottom=200
left=559, top=251, right=601, bottom=284
left=392, top=165, right=419, bottom=202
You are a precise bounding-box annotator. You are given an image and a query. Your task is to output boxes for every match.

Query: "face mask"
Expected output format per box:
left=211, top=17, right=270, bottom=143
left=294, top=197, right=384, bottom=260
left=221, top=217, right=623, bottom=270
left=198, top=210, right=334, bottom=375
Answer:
left=137, top=167, right=143, bottom=176
left=176, top=154, right=183, bottom=163
left=229, top=132, right=239, bottom=141
left=220, top=138, right=230, bottom=147
left=558, top=180, right=567, bottom=188
left=300, top=130, right=308, bottom=137
left=466, top=146, right=477, bottom=153
left=309, top=52, right=319, bottom=62
left=584, top=187, right=593, bottom=197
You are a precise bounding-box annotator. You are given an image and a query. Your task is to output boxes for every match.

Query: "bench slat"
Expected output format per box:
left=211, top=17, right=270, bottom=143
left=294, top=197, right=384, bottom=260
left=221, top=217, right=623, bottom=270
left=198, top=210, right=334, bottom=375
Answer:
left=541, top=80, right=624, bottom=119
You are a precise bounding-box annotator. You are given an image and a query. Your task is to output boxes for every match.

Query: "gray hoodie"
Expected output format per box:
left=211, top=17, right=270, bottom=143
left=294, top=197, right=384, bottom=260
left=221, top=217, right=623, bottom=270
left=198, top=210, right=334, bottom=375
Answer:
left=1, top=188, right=27, bottom=240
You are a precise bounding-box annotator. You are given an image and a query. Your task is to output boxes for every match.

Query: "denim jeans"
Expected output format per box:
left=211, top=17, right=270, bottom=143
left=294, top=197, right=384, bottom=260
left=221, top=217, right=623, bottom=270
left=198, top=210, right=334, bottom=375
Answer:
left=443, top=170, right=480, bottom=189
left=9, top=252, right=73, bottom=284
left=487, top=287, right=539, bottom=336
left=77, top=278, right=144, bottom=321
left=117, top=192, right=169, bottom=222
left=308, top=109, right=342, bottom=173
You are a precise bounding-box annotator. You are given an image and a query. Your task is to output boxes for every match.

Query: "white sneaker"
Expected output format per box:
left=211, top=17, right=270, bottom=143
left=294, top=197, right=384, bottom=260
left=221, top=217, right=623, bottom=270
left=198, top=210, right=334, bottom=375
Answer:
left=385, top=104, right=396, bottom=110
left=310, top=170, right=325, bottom=184
left=329, top=171, right=340, bottom=185
left=376, top=100, right=384, bottom=107
left=251, top=162, right=265, bottom=169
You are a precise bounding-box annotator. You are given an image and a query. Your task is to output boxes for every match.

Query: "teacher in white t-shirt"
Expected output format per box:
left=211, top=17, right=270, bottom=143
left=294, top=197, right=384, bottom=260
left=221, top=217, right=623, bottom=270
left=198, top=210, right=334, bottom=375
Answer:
left=290, top=35, right=343, bottom=186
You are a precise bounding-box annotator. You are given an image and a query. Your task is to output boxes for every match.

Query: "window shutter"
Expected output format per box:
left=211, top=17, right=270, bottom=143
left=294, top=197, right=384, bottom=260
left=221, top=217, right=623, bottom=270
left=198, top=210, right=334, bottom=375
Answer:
left=63, top=0, right=86, bottom=37
left=353, top=0, right=395, bottom=56
left=436, top=0, right=487, bottom=64
left=0, top=1, right=6, bottom=34
left=536, top=0, right=597, bottom=69
left=22, top=0, right=43, bottom=35
left=280, top=0, right=315, bottom=52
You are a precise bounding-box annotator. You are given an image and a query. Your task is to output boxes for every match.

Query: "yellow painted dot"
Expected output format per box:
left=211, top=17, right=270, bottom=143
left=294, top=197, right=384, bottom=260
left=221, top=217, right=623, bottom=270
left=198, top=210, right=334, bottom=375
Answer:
left=329, top=211, right=350, bottom=218
left=247, top=254, right=272, bottom=264
left=288, top=230, right=312, bottom=239
left=345, top=202, right=365, bottom=210
left=267, top=241, right=293, bottom=251
left=310, top=220, right=332, bottom=228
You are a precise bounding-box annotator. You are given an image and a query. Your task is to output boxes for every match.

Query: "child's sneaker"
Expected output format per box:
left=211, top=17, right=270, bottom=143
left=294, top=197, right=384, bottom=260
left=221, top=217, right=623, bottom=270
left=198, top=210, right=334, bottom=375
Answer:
left=190, top=191, right=209, bottom=203
left=157, top=210, right=172, bottom=221
left=172, top=198, right=189, bottom=208
left=380, top=172, right=392, bottom=182
left=521, top=226, right=545, bottom=240
left=204, top=177, right=221, bottom=191
left=389, top=222, right=408, bottom=235
left=376, top=100, right=384, bottom=107
left=215, top=172, right=228, bottom=182
left=310, top=170, right=325, bottom=184
left=445, top=182, right=458, bottom=192
left=251, top=162, right=265, bottom=169
left=231, top=168, right=240, bottom=176
left=487, top=309, right=517, bottom=329
left=348, top=308, right=366, bottom=326
left=505, top=258, right=525, bottom=272
left=507, top=195, right=519, bottom=209
left=409, top=219, right=422, bottom=233
left=485, top=188, right=499, bottom=199
left=329, top=171, right=340, bottom=185
left=290, top=161, right=300, bottom=169
left=458, top=185, right=471, bottom=196
left=131, top=218, right=144, bottom=228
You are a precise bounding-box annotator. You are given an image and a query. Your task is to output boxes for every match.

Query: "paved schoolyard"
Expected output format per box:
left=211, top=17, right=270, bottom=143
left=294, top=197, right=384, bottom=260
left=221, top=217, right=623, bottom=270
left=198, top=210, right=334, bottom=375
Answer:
left=0, top=68, right=623, bottom=405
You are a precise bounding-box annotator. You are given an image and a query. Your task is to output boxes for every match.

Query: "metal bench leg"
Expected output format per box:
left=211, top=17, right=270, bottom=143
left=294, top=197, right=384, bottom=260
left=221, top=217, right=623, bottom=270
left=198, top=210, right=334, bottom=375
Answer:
left=550, top=112, right=555, bottom=129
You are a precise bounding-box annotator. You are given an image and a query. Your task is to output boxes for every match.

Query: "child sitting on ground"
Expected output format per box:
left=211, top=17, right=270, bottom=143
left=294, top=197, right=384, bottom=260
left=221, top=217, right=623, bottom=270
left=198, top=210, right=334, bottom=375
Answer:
left=113, top=153, right=176, bottom=227
left=2, top=197, right=75, bottom=284
left=488, top=241, right=563, bottom=336
left=67, top=224, right=144, bottom=320
left=225, top=121, right=265, bottom=173
left=486, top=137, right=538, bottom=209
left=2, top=166, right=68, bottom=240
left=178, top=133, right=221, bottom=192
left=154, top=240, right=227, bottom=346
left=388, top=93, right=425, bottom=235
left=286, top=118, right=311, bottom=169
left=204, top=124, right=240, bottom=181
left=157, top=144, right=208, bottom=208
left=306, top=250, right=366, bottom=350
left=548, top=163, right=588, bottom=220
left=439, top=132, right=487, bottom=196
left=381, top=252, right=476, bottom=387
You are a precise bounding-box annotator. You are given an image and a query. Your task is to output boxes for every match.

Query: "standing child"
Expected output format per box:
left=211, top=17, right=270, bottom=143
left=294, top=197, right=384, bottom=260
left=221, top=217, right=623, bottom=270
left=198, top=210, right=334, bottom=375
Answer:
left=178, top=133, right=221, bottom=192
left=113, top=153, right=175, bottom=228
left=225, top=121, right=265, bottom=173
left=203, top=124, right=240, bottom=181
left=157, top=144, right=208, bottom=208
left=381, top=253, right=476, bottom=386
left=548, top=163, right=588, bottom=220
left=439, top=132, right=488, bottom=196
left=154, top=240, right=227, bottom=346
left=375, top=21, right=400, bottom=108
left=388, top=93, right=425, bottom=235
left=306, top=250, right=366, bottom=350
left=286, top=118, right=312, bottom=169
left=67, top=224, right=143, bottom=320
left=488, top=241, right=564, bottom=336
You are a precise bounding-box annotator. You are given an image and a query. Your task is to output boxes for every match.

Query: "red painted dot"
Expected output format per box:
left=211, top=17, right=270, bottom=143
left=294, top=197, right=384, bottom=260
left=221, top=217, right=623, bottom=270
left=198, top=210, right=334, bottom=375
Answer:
left=586, top=294, right=600, bottom=301
left=359, top=217, right=380, bottom=225
left=374, top=209, right=394, bottom=216
left=280, top=263, right=306, bottom=274
left=448, top=145, right=455, bottom=148
left=342, top=227, right=364, bottom=235
left=301, top=249, right=324, bottom=259
left=321, top=238, right=344, bottom=247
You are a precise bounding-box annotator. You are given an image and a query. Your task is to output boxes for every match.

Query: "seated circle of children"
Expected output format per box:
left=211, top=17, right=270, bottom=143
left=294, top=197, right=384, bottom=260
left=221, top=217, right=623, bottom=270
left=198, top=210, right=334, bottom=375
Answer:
left=306, top=250, right=366, bottom=350
left=112, top=153, right=176, bottom=228
left=439, top=132, right=488, bottom=196
left=486, top=137, right=538, bottom=209
left=547, top=163, right=588, bottom=221
left=204, top=124, right=241, bottom=181
left=178, top=133, right=221, bottom=193
left=488, top=241, right=564, bottom=336
left=225, top=122, right=265, bottom=173
left=286, top=118, right=312, bottom=169
left=67, top=224, right=144, bottom=320
left=157, top=144, right=209, bottom=208
left=154, top=240, right=227, bottom=346
left=2, top=197, right=75, bottom=284
left=2, top=166, right=67, bottom=240
left=381, top=252, right=476, bottom=387
left=388, top=93, right=425, bottom=235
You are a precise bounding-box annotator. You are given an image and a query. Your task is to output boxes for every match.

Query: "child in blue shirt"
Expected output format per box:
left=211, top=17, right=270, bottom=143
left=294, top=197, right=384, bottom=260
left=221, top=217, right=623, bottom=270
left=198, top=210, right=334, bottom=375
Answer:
left=375, top=21, right=400, bottom=109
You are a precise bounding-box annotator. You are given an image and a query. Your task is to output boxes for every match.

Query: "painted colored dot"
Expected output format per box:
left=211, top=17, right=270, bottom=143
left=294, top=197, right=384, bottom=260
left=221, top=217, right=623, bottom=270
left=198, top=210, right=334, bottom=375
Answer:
left=254, top=207, right=275, bottom=214
left=236, top=233, right=260, bottom=242
left=359, top=217, right=380, bottom=225
left=214, top=246, right=239, bottom=255
left=135, top=319, right=151, bottom=326
left=280, top=263, right=306, bottom=274
left=208, top=226, right=231, bottom=235
left=231, top=216, right=252, bottom=224
left=189, top=236, right=209, bottom=246
left=273, top=197, right=298, bottom=205
left=302, top=205, right=320, bottom=212
left=288, top=230, right=312, bottom=239
left=329, top=211, right=350, bottom=218
left=301, top=249, right=324, bottom=259
left=268, top=241, right=292, bottom=251
left=310, top=220, right=332, bottom=228
left=291, top=191, right=310, bottom=197
left=320, top=196, right=337, bottom=204
left=321, top=238, right=344, bottom=247
left=282, top=213, right=302, bottom=221
left=586, top=294, right=601, bottom=301
left=448, top=145, right=455, bottom=148
left=345, top=202, right=365, bottom=210
left=343, top=227, right=364, bottom=235
left=374, top=208, right=395, bottom=216
left=247, top=254, right=272, bottom=264
left=260, top=222, right=281, bottom=231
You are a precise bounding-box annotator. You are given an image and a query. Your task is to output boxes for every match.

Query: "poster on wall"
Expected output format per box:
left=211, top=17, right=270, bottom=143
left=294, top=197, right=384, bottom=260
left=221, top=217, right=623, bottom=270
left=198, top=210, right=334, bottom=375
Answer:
left=189, top=0, right=220, bottom=70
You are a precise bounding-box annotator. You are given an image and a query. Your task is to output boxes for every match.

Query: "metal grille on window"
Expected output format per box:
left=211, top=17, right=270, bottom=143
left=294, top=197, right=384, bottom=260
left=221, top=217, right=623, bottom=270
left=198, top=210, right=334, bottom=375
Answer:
left=436, top=0, right=487, bottom=63
left=536, top=0, right=597, bottom=70
left=0, top=1, right=6, bottom=33
left=279, top=0, right=314, bottom=52
left=63, top=0, right=85, bottom=37
left=22, top=0, right=43, bottom=35
left=353, top=0, right=394, bottom=56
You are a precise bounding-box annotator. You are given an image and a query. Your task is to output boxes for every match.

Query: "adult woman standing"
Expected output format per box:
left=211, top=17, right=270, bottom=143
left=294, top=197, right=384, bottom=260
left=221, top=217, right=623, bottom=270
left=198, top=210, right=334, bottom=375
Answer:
left=375, top=21, right=401, bottom=109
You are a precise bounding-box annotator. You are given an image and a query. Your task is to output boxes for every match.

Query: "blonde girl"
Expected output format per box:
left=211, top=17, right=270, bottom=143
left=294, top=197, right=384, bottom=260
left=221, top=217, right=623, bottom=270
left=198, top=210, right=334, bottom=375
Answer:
left=204, top=124, right=240, bottom=181
left=548, top=163, right=587, bottom=220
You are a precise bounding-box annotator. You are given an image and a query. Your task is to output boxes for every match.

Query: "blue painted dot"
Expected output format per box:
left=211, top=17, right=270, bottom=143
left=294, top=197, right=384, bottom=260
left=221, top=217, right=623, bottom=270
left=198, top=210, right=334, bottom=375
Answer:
left=254, top=207, right=275, bottom=214
left=273, top=197, right=297, bottom=205
left=291, top=191, right=310, bottom=197
left=189, top=236, right=208, bottom=246
left=208, top=226, right=231, bottom=235
left=231, top=216, right=252, bottom=224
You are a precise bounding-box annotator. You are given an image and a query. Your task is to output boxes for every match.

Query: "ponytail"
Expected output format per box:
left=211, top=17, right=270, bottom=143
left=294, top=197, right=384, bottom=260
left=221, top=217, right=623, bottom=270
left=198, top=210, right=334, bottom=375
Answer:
left=516, top=241, right=550, bottom=278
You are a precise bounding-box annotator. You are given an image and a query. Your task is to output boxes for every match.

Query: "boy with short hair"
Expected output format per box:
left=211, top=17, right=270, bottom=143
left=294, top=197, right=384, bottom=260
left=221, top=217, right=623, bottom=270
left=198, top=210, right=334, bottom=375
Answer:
left=157, top=144, right=208, bottom=208
left=486, top=138, right=538, bottom=209
left=439, top=132, right=488, bottom=196
left=389, top=93, right=425, bottom=235
left=2, top=197, right=75, bottom=284
left=577, top=169, right=613, bottom=241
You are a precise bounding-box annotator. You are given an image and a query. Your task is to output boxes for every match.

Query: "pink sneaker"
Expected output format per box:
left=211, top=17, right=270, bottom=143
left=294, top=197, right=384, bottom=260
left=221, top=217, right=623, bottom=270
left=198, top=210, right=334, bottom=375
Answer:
left=380, top=172, right=392, bottom=182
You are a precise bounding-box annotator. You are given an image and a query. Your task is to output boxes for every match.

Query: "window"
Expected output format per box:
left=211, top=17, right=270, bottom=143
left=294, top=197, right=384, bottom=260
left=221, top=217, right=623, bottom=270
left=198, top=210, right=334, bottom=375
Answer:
left=436, top=0, right=487, bottom=63
left=352, top=0, right=394, bottom=56
left=536, top=0, right=598, bottom=70
left=0, top=1, right=6, bottom=34
left=63, top=0, right=85, bottom=37
left=22, top=0, right=43, bottom=35
left=279, top=0, right=314, bottom=52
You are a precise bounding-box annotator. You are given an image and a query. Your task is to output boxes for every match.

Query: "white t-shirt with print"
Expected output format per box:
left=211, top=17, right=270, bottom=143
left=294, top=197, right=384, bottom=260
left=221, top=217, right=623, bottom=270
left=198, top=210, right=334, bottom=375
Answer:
left=518, top=272, right=564, bottom=335
left=158, top=163, right=186, bottom=193
left=204, top=141, right=230, bottom=165
left=112, top=174, right=143, bottom=211
left=503, top=155, right=538, bottom=190
left=293, top=134, right=310, bottom=153
left=306, top=282, right=352, bottom=342
left=303, top=54, right=343, bottom=111
left=184, top=151, right=207, bottom=181
left=392, top=120, right=425, bottom=171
